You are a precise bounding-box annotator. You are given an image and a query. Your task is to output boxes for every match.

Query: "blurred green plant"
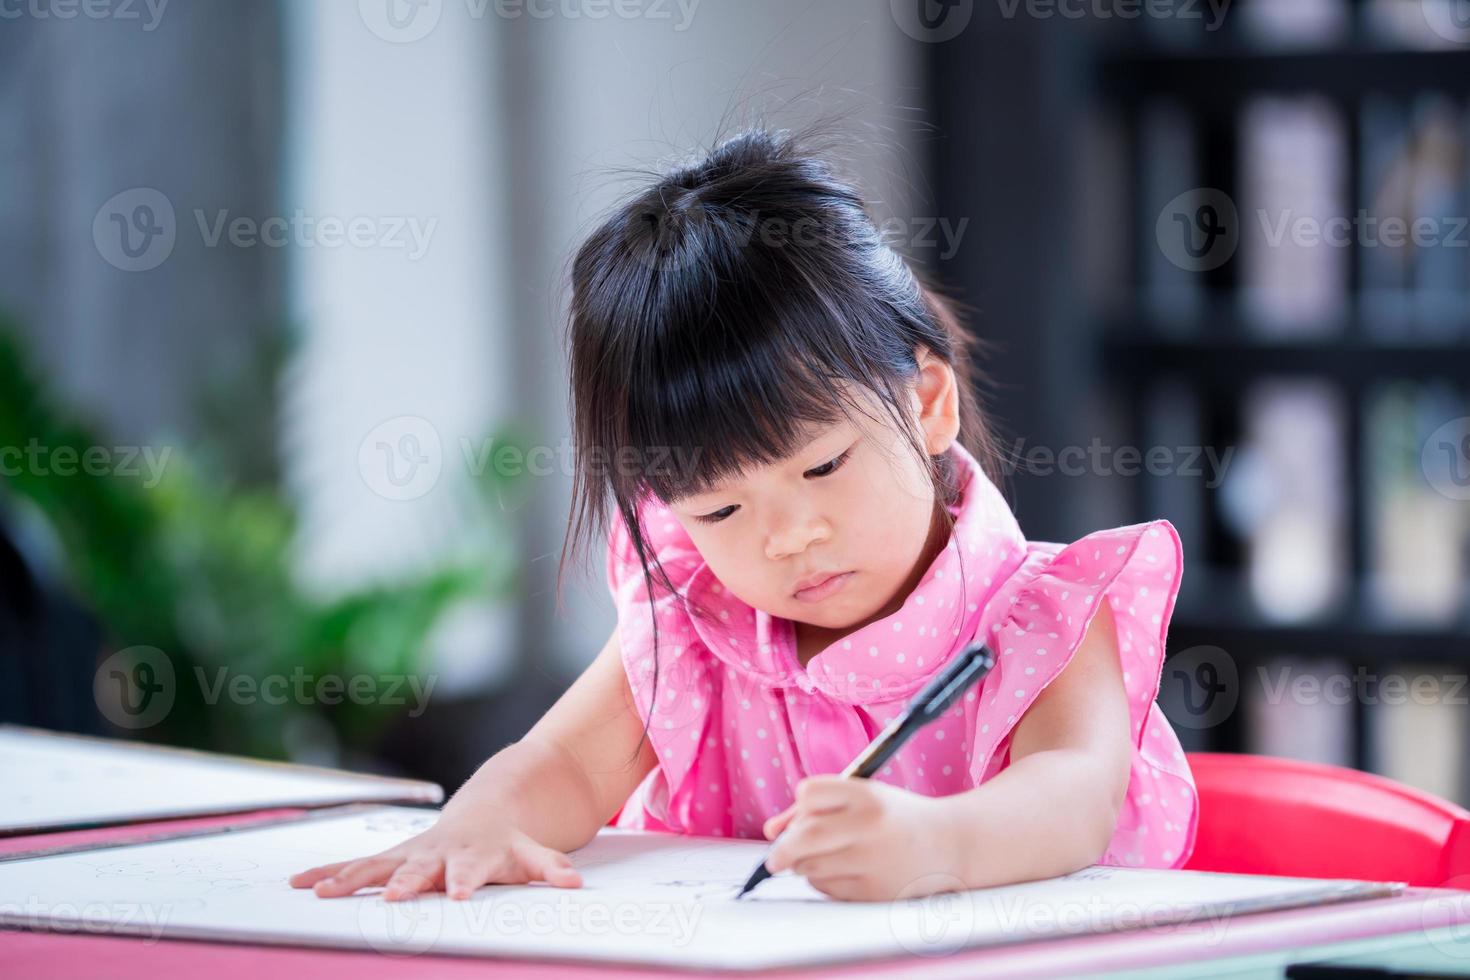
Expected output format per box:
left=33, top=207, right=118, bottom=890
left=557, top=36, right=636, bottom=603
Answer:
left=0, top=315, right=528, bottom=761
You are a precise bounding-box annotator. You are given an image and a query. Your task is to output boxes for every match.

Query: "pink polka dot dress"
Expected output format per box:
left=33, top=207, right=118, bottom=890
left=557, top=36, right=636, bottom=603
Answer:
left=605, top=440, right=1199, bottom=870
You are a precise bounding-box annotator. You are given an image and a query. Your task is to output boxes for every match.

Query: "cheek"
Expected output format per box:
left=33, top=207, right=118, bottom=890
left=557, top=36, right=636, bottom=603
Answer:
left=843, top=456, right=933, bottom=542
left=855, top=506, right=929, bottom=565
left=682, top=527, right=765, bottom=596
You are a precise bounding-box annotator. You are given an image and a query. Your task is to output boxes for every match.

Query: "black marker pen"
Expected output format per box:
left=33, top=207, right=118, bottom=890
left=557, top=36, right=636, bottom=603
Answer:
left=735, top=640, right=997, bottom=899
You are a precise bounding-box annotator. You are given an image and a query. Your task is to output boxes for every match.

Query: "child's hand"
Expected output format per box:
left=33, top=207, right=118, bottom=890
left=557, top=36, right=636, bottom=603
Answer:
left=761, top=776, right=965, bottom=902
left=288, top=814, right=582, bottom=901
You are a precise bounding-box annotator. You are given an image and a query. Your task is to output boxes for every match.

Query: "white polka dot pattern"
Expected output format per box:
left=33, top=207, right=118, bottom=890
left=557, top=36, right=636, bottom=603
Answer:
left=604, top=442, right=1199, bottom=867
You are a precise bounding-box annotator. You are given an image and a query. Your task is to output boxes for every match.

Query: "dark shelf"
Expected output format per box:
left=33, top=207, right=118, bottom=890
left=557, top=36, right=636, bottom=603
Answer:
left=1099, top=47, right=1470, bottom=107
left=1167, top=568, right=1470, bottom=667
left=1059, top=27, right=1470, bottom=777
left=1102, top=324, right=1470, bottom=387
left=1168, top=609, right=1470, bottom=668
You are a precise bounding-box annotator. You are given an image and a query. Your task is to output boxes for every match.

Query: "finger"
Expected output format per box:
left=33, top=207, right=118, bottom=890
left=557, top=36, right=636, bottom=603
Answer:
left=808, top=875, right=871, bottom=902
left=763, top=805, right=796, bottom=840
left=791, top=844, right=862, bottom=881
left=289, top=860, right=352, bottom=888
left=766, top=815, right=861, bottom=873
left=511, top=839, right=582, bottom=888
left=311, top=855, right=402, bottom=898
left=383, top=856, right=445, bottom=902
left=444, top=853, right=499, bottom=900
left=794, top=775, right=865, bottom=814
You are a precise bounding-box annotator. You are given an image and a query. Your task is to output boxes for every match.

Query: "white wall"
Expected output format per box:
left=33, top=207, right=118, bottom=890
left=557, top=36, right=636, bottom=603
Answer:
left=282, top=0, right=925, bottom=687
left=496, top=0, right=926, bottom=675
left=282, top=1, right=517, bottom=693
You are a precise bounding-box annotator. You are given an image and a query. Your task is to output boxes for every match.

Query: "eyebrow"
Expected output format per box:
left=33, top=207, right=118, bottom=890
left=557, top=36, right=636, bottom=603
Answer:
left=678, top=427, right=841, bottom=503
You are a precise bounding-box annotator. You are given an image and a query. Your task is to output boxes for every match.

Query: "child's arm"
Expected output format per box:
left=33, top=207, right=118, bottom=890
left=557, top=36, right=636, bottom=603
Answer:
left=761, top=603, right=1132, bottom=901
left=439, top=626, right=659, bottom=852
left=940, top=600, right=1133, bottom=886
left=289, top=628, right=658, bottom=900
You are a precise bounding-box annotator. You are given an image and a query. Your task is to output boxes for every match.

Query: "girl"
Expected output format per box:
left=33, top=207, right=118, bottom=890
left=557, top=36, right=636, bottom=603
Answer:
left=290, top=126, right=1198, bottom=904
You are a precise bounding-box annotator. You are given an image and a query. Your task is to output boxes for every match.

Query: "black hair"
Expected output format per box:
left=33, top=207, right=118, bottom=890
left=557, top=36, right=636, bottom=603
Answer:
left=558, top=123, right=1008, bottom=768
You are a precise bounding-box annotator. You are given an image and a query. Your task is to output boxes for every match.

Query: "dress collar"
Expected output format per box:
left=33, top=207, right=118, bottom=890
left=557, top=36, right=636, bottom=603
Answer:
left=676, top=442, right=1027, bottom=704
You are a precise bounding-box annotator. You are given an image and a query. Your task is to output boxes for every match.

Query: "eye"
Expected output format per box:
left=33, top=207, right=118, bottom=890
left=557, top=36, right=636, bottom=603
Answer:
left=690, top=448, right=849, bottom=524
left=805, top=448, right=851, bottom=479
left=694, top=505, right=738, bottom=525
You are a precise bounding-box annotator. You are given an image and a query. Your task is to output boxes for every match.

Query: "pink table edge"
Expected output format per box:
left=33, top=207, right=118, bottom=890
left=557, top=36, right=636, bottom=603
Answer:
left=2, top=811, right=1467, bottom=979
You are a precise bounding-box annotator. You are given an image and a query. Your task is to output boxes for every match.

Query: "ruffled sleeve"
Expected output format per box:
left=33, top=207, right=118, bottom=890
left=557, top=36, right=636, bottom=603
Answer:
left=603, top=496, right=723, bottom=834
left=968, top=518, right=1199, bottom=869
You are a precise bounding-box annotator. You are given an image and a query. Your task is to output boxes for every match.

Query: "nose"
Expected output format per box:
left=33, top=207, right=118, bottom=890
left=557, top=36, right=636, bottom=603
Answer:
left=763, top=501, right=830, bottom=561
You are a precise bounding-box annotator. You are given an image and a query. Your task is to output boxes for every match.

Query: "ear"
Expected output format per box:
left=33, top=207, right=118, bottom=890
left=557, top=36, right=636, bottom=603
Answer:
left=912, top=346, right=960, bottom=455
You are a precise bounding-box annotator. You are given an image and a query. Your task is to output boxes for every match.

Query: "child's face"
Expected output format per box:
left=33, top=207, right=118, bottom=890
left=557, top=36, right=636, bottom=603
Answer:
left=666, top=353, right=959, bottom=635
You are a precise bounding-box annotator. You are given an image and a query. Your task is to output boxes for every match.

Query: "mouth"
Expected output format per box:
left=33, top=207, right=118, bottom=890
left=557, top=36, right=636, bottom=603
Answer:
left=792, top=571, right=853, bottom=603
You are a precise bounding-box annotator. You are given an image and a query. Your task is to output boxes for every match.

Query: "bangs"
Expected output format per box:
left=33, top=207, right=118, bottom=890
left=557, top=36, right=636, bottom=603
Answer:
left=627, top=327, right=853, bottom=506
left=610, top=254, right=911, bottom=507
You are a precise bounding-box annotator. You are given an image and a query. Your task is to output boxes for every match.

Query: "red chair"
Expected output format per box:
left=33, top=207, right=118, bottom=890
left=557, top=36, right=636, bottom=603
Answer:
left=1183, top=752, right=1470, bottom=888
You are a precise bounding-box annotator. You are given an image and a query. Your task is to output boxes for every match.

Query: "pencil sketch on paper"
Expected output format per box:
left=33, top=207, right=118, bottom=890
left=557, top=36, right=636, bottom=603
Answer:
left=1062, top=867, right=1120, bottom=882
left=0, top=805, right=1404, bottom=971
left=362, top=811, right=437, bottom=835
left=89, top=855, right=261, bottom=880
left=572, top=839, right=845, bottom=903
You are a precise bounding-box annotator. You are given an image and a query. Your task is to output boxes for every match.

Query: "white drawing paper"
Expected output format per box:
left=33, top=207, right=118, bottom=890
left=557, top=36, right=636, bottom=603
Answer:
left=0, top=727, right=443, bottom=834
left=0, top=804, right=1402, bottom=970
